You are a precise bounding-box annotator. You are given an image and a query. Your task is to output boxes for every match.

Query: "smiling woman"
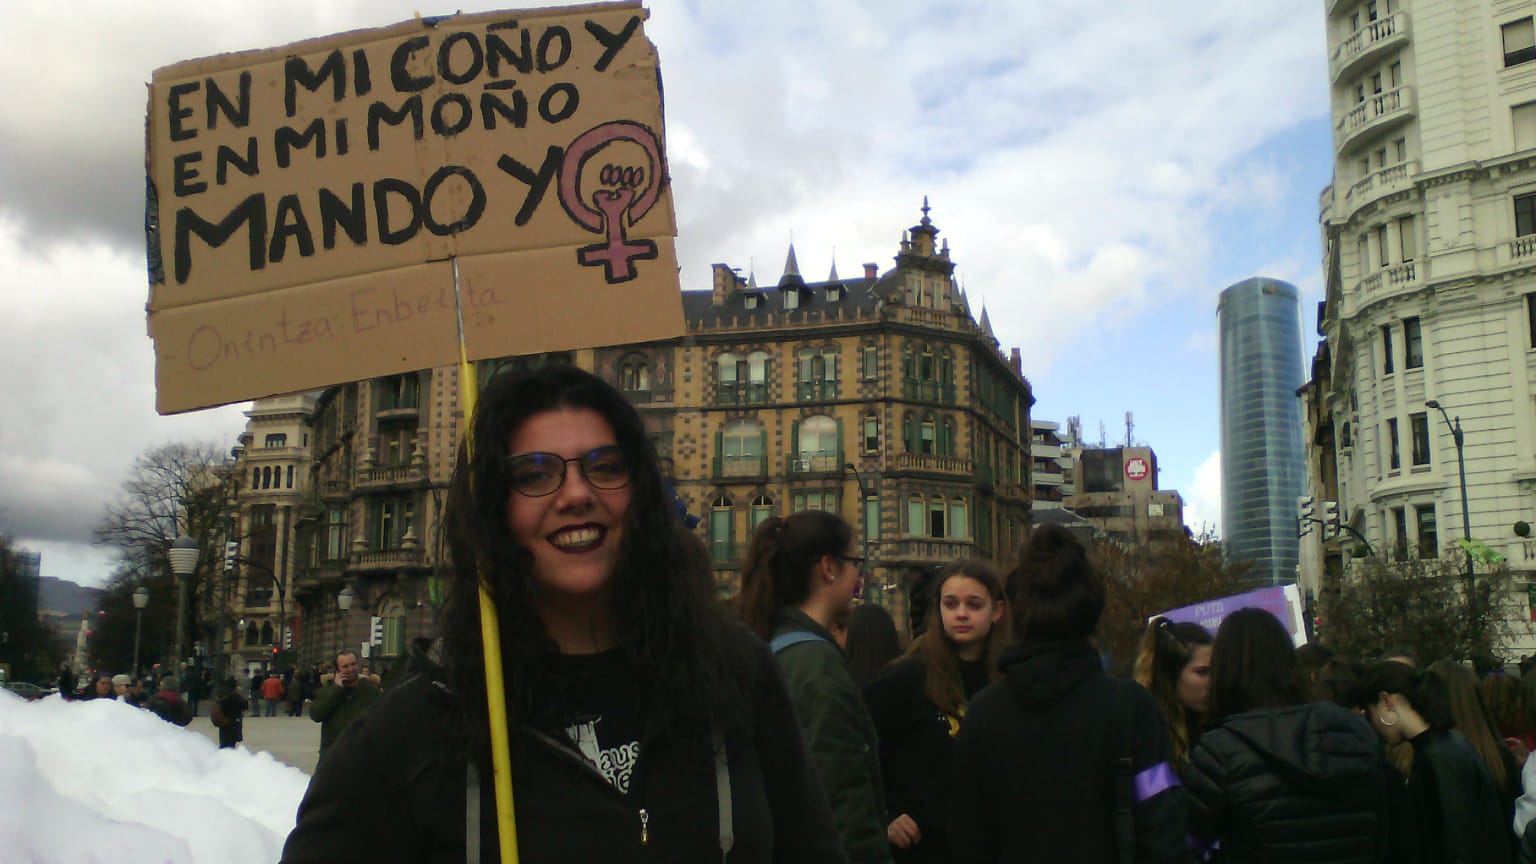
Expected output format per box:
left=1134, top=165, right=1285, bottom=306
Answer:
left=280, top=363, right=843, bottom=864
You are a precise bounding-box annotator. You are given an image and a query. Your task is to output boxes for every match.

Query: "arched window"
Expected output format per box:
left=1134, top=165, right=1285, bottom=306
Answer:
left=795, top=415, right=839, bottom=471
left=717, top=352, right=744, bottom=404
left=379, top=597, right=407, bottom=656
left=620, top=355, right=651, bottom=393
left=939, top=417, right=955, bottom=456
left=720, top=420, right=764, bottom=476
left=747, top=351, right=771, bottom=402
left=262, top=466, right=273, bottom=489
left=245, top=621, right=259, bottom=646
left=286, top=465, right=295, bottom=488
left=260, top=621, right=275, bottom=646
left=709, top=495, right=734, bottom=564
left=903, top=412, right=917, bottom=453
left=252, top=468, right=260, bottom=489
left=920, top=414, right=936, bottom=455
left=750, top=494, right=774, bottom=531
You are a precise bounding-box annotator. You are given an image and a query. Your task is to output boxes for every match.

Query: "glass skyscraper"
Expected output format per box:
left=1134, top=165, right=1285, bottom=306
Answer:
left=1218, top=277, right=1304, bottom=586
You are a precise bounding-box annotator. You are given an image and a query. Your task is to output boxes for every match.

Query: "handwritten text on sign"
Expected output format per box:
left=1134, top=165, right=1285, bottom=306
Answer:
left=145, top=4, right=685, bottom=414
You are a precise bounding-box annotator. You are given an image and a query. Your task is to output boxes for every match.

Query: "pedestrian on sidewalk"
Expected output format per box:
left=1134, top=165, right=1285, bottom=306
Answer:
left=309, top=651, right=381, bottom=758
left=211, top=676, right=248, bottom=749
left=262, top=672, right=286, bottom=717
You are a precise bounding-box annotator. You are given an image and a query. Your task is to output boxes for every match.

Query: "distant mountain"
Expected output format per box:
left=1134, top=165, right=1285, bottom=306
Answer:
left=37, top=576, right=102, bottom=616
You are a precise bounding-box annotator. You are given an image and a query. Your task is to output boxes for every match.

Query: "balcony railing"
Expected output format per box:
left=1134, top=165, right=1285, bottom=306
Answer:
left=716, top=455, right=766, bottom=479
left=893, top=453, right=974, bottom=475
left=1511, top=235, right=1536, bottom=259
left=353, top=548, right=423, bottom=571
left=1356, top=260, right=1418, bottom=299
left=1331, top=11, right=1409, bottom=82
left=1345, top=160, right=1416, bottom=213
left=357, top=464, right=424, bottom=487
left=902, top=380, right=957, bottom=403
left=794, top=380, right=840, bottom=401
left=891, top=306, right=950, bottom=329
left=787, top=452, right=844, bottom=475
left=1337, top=86, right=1415, bottom=153
left=715, top=382, right=769, bottom=406
left=883, top=538, right=972, bottom=563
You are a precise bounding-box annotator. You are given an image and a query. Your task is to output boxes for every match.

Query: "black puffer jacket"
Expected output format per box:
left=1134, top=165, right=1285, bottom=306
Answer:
left=949, top=640, right=1191, bottom=864
left=1184, top=702, right=1389, bottom=862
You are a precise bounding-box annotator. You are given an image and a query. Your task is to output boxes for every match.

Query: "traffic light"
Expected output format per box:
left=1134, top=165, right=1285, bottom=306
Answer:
left=224, top=541, right=239, bottom=572
left=370, top=616, right=384, bottom=646
left=1322, top=500, right=1340, bottom=538
left=1296, top=495, right=1315, bottom=538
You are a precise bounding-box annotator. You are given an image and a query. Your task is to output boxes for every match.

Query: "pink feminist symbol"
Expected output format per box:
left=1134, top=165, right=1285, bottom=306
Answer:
left=558, top=121, right=665, bottom=283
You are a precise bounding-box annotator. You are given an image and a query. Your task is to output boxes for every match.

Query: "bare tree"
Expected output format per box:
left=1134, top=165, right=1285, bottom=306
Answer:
left=1319, top=555, right=1530, bottom=670
left=1094, top=533, right=1252, bottom=670
left=93, top=443, right=239, bottom=666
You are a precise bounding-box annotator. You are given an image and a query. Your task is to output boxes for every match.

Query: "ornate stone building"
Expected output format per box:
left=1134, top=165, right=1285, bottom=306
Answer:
left=221, top=205, right=1034, bottom=673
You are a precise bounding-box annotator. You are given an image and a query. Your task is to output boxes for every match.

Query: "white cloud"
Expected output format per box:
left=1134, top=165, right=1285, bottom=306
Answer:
left=1182, top=451, right=1224, bottom=540
left=0, top=0, right=1327, bottom=584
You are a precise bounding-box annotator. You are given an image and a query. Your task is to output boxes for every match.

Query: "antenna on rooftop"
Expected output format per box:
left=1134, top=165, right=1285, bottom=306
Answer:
left=1125, top=411, right=1134, bottom=448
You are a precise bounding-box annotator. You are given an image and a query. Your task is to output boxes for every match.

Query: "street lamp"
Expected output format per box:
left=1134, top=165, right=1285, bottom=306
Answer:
left=1425, top=400, right=1473, bottom=584
left=337, top=586, right=354, bottom=659
left=168, top=535, right=199, bottom=669
left=131, top=586, right=149, bottom=681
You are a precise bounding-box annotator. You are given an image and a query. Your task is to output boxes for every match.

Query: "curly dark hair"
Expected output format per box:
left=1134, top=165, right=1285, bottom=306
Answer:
left=438, top=362, right=750, bottom=762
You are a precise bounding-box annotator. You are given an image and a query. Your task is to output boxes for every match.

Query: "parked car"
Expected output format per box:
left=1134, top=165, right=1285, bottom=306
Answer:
left=4, top=682, right=50, bottom=700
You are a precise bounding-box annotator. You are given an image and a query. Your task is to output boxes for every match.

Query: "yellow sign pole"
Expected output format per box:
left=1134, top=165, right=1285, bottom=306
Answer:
left=453, top=258, right=519, bottom=863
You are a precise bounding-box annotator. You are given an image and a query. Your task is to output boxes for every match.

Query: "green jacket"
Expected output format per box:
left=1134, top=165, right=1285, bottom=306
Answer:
left=772, top=608, right=892, bottom=864
left=310, top=678, right=382, bottom=754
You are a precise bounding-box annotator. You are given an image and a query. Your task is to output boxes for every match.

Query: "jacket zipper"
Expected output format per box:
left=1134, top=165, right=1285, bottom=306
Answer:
left=638, top=808, right=650, bottom=845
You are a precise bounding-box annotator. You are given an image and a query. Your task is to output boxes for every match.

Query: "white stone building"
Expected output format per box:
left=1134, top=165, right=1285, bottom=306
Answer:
left=1308, top=0, right=1536, bottom=654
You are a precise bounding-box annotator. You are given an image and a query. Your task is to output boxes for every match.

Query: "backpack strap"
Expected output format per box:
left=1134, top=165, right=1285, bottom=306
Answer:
left=465, top=761, right=482, bottom=864
left=713, top=727, right=734, bottom=862
left=768, top=631, right=826, bottom=654
left=1111, top=682, right=1136, bottom=864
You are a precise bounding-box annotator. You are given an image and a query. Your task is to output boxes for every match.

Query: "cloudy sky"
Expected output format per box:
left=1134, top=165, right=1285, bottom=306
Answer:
left=0, top=0, right=1330, bottom=587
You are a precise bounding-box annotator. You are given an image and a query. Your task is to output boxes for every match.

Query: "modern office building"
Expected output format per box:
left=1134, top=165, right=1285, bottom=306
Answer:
left=216, top=205, right=1036, bottom=671
left=1218, top=277, right=1306, bottom=585
left=1061, top=445, right=1186, bottom=544
left=1303, top=0, right=1536, bottom=651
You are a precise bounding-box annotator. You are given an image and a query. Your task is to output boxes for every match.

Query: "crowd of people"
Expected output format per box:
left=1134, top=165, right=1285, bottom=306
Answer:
left=256, top=363, right=1533, bottom=862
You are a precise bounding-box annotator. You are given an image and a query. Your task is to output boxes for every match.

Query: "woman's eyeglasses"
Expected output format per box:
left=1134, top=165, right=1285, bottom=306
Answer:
left=505, top=445, right=631, bottom=497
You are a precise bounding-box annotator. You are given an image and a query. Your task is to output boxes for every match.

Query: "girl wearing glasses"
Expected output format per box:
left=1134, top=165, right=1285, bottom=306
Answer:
left=738, top=510, right=893, bottom=864
left=862, top=559, right=1007, bottom=864
left=282, top=364, right=841, bottom=864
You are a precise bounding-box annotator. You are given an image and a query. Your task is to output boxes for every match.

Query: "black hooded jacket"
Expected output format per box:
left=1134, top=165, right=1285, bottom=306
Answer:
left=949, top=640, right=1192, bottom=864
left=1184, top=702, right=1390, bottom=863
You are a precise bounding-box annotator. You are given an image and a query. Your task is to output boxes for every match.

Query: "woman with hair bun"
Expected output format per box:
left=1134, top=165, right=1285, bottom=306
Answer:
left=1133, top=618, right=1212, bottom=772
left=864, top=558, right=1008, bottom=863
left=739, top=509, right=891, bottom=864
left=949, top=524, right=1190, bottom=864
left=1184, top=608, right=1388, bottom=862
left=1360, top=660, right=1513, bottom=863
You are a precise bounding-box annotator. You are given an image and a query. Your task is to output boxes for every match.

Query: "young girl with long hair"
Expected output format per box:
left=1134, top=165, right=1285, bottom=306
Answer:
left=281, top=364, right=841, bottom=863
left=1358, top=660, right=1512, bottom=863
left=1426, top=660, right=1521, bottom=826
left=1184, top=609, right=1388, bottom=862
left=1133, top=618, right=1212, bottom=772
left=863, top=558, right=1006, bottom=864
left=738, top=509, right=891, bottom=864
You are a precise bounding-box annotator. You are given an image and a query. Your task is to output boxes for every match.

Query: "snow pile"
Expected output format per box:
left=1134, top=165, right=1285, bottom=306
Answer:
left=0, top=689, right=309, bottom=863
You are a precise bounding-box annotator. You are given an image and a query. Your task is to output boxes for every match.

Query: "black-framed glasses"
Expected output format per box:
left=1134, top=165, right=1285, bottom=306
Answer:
left=505, top=445, right=631, bottom=497
left=835, top=554, right=866, bottom=568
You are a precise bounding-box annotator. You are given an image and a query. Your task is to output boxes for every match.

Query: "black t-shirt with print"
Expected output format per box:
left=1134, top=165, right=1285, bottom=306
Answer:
left=548, top=647, right=645, bottom=794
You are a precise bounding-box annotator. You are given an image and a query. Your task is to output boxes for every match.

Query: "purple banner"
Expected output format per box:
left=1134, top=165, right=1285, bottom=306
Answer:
left=1154, top=584, right=1306, bottom=646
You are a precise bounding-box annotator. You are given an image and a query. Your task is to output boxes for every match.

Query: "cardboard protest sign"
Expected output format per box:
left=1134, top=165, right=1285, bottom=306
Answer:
left=145, top=2, right=684, bottom=414
left=1153, top=584, right=1308, bottom=647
